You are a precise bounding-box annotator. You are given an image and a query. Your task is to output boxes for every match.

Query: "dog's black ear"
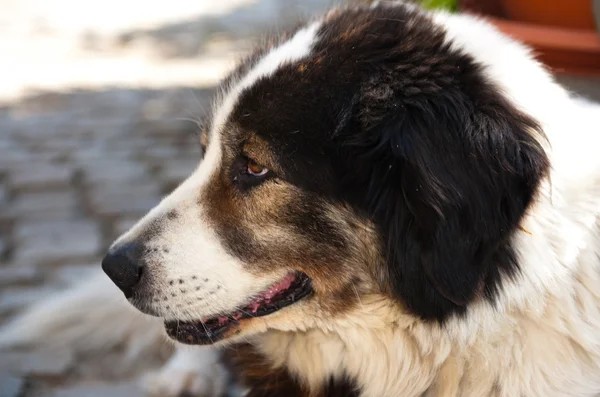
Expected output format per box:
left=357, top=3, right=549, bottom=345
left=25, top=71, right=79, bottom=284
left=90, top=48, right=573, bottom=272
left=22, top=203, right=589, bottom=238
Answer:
left=341, top=80, right=550, bottom=321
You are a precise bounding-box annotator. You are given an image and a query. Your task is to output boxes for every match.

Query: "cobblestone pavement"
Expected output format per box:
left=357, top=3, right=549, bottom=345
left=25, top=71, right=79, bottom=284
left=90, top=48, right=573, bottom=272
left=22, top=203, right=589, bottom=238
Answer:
left=0, top=63, right=599, bottom=397
left=0, top=1, right=340, bottom=394
left=0, top=87, right=213, bottom=396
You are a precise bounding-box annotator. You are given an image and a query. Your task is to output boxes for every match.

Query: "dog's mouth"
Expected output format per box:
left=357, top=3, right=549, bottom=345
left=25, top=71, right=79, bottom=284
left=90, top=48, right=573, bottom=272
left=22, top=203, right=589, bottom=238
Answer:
left=164, top=272, right=312, bottom=345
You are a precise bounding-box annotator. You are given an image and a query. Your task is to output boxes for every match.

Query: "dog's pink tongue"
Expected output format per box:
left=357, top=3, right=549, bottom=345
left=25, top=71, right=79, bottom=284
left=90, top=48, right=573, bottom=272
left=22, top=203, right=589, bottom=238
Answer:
left=246, top=273, right=296, bottom=313
left=204, top=273, right=298, bottom=319
left=262, top=273, right=296, bottom=300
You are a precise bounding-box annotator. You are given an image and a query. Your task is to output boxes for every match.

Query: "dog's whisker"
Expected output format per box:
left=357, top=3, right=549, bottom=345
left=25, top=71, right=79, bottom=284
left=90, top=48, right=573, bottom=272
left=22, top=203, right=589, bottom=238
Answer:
left=199, top=320, right=214, bottom=345
left=174, top=117, right=203, bottom=128
left=187, top=88, right=207, bottom=115
left=238, top=309, right=256, bottom=318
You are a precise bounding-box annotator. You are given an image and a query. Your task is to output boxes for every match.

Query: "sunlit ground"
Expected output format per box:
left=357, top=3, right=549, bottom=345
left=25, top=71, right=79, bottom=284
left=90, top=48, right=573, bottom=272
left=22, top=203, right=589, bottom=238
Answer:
left=0, top=0, right=333, bottom=102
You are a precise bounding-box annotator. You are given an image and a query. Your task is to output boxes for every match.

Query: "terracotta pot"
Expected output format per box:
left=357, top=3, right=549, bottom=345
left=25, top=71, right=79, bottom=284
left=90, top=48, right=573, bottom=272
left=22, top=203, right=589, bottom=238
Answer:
left=458, top=0, right=600, bottom=75
left=490, top=17, right=600, bottom=75
left=502, top=0, right=596, bottom=30
left=459, top=0, right=505, bottom=17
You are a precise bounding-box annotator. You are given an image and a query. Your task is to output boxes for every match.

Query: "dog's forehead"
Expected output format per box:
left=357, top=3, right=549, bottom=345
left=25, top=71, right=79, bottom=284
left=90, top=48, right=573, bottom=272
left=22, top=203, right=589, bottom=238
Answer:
left=209, top=20, right=323, bottom=142
left=215, top=5, right=454, bottom=150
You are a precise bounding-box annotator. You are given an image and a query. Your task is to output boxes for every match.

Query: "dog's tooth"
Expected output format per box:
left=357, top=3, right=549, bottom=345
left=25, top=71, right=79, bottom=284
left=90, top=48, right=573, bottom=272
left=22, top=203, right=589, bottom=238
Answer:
left=248, top=301, right=261, bottom=313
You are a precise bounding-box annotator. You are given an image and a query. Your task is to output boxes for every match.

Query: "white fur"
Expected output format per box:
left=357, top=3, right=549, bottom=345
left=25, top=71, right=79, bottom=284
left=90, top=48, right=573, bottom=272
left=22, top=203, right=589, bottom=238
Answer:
left=248, top=8, right=600, bottom=397
left=2, top=5, right=600, bottom=397
left=111, top=20, right=323, bottom=323
left=429, top=7, right=600, bottom=324
left=211, top=20, right=322, bottom=136
left=141, top=346, right=228, bottom=397
left=247, top=9, right=600, bottom=397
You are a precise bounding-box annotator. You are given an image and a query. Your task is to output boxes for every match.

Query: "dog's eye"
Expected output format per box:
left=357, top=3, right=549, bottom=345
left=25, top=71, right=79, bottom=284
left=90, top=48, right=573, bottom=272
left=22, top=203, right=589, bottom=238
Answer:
left=232, top=156, right=271, bottom=189
left=247, top=158, right=268, bottom=177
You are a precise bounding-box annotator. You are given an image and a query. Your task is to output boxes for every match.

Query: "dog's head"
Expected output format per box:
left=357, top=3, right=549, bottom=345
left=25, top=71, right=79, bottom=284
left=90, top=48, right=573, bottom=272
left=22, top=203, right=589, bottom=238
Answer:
left=102, top=4, right=549, bottom=345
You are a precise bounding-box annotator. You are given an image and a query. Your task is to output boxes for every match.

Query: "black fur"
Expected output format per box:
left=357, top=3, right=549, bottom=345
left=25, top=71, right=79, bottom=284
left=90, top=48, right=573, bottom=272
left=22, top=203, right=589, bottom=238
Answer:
left=229, top=5, right=549, bottom=321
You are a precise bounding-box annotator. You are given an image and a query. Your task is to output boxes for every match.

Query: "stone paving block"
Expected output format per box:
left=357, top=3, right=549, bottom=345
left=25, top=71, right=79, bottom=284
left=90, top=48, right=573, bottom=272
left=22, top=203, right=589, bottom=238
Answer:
left=0, top=350, right=73, bottom=376
left=80, top=159, right=149, bottom=185
left=0, top=184, right=8, bottom=226
left=140, top=146, right=197, bottom=178
left=158, top=158, right=197, bottom=189
left=0, top=265, right=41, bottom=287
left=52, top=263, right=100, bottom=285
left=86, top=125, right=132, bottom=142
left=84, top=89, right=145, bottom=116
left=8, top=162, right=73, bottom=192
left=31, top=138, right=88, bottom=154
left=0, top=237, right=6, bottom=258
left=0, top=183, right=7, bottom=205
left=0, top=373, right=24, bottom=397
left=0, top=134, right=20, bottom=152
left=133, top=118, right=196, bottom=141
left=13, top=220, right=102, bottom=266
left=15, top=120, right=84, bottom=143
left=14, top=219, right=100, bottom=244
left=140, top=145, right=178, bottom=164
left=0, top=116, right=16, bottom=135
left=0, top=150, right=34, bottom=171
left=70, top=146, right=131, bottom=166
left=70, top=118, right=132, bottom=141
left=0, top=286, right=60, bottom=315
left=87, top=183, right=161, bottom=218
left=9, top=92, right=72, bottom=116
left=44, top=382, right=145, bottom=397
left=6, top=190, right=79, bottom=221
left=103, top=137, right=152, bottom=152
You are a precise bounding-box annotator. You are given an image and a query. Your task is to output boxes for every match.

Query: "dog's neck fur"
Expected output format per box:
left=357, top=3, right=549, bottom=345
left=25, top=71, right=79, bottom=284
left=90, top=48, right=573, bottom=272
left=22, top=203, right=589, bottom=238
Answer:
left=253, top=162, right=600, bottom=397
left=247, top=10, right=600, bottom=397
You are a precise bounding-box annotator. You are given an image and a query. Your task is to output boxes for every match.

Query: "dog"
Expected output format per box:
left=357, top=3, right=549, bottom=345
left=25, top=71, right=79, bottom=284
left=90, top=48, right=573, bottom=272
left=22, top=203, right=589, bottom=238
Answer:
left=3, top=1, right=600, bottom=396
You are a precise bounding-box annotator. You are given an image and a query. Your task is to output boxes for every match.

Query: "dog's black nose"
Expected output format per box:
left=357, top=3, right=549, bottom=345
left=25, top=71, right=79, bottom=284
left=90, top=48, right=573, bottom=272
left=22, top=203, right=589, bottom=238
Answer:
left=102, top=244, right=143, bottom=298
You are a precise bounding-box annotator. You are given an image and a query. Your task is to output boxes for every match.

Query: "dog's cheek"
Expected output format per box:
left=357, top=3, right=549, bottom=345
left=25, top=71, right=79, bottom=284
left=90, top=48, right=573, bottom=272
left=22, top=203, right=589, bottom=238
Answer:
left=305, top=204, right=384, bottom=314
left=250, top=195, right=380, bottom=314
left=203, top=169, right=379, bottom=315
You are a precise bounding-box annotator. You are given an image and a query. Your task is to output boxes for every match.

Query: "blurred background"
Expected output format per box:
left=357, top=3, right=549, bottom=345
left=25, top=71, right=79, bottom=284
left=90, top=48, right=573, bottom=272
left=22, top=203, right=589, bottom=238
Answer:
left=0, top=0, right=598, bottom=396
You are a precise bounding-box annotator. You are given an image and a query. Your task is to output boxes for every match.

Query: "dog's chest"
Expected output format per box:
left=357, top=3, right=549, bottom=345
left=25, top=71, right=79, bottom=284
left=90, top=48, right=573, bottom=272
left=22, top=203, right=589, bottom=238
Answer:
left=246, top=328, right=447, bottom=397
left=225, top=341, right=360, bottom=397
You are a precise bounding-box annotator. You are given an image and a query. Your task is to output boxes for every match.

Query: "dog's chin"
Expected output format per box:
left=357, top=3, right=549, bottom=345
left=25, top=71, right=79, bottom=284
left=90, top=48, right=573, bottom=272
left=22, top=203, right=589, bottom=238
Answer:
left=163, top=272, right=313, bottom=345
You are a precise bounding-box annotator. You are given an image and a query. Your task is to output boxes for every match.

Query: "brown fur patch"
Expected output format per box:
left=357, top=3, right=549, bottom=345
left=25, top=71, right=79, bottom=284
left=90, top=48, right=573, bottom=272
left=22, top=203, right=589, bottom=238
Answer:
left=199, top=123, right=381, bottom=318
left=225, top=344, right=359, bottom=397
left=242, top=133, right=284, bottom=176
